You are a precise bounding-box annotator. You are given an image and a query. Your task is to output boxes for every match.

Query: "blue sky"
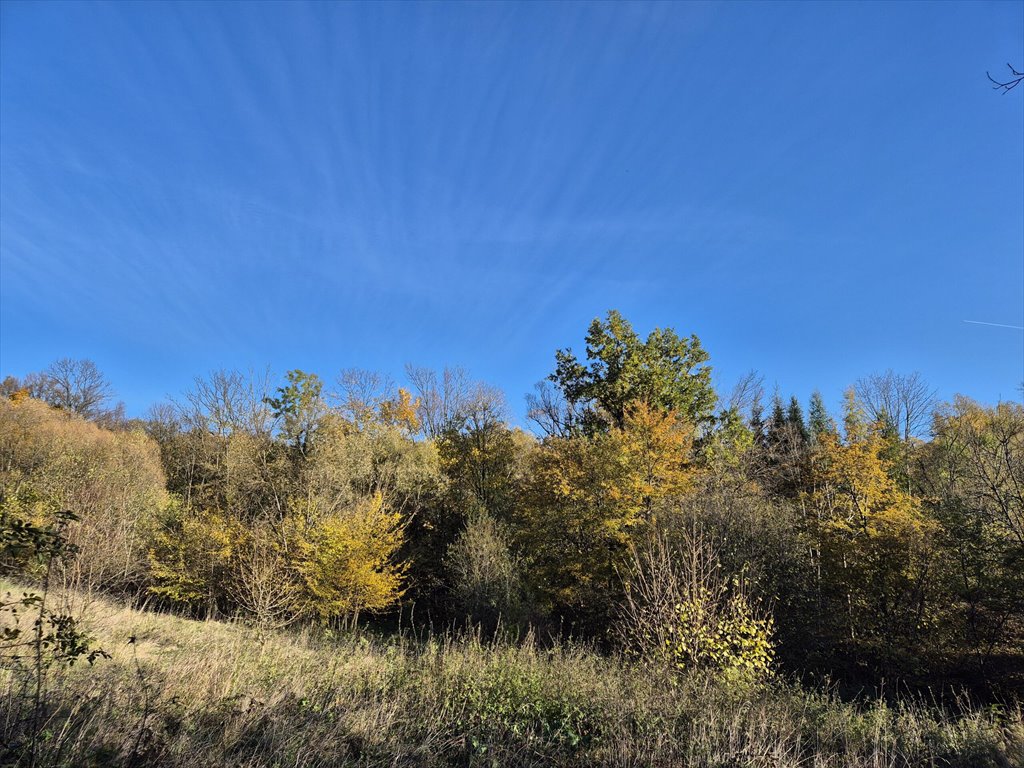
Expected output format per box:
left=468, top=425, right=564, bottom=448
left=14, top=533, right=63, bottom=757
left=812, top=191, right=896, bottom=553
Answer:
left=1, top=0, right=1022, bottom=423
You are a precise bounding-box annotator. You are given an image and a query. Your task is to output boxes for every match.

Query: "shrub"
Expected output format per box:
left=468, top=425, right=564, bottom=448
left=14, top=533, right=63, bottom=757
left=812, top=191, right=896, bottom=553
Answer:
left=445, top=506, right=525, bottom=629
left=0, top=397, right=167, bottom=595
left=617, top=525, right=774, bottom=682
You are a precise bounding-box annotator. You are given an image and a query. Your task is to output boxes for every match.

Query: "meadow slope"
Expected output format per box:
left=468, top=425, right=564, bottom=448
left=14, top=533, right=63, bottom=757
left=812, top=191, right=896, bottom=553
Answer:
left=2, top=584, right=1022, bottom=768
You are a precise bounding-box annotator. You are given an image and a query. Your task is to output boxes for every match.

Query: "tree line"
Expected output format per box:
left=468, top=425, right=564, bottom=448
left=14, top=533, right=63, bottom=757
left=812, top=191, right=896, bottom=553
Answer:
left=1, top=311, right=1021, bottom=693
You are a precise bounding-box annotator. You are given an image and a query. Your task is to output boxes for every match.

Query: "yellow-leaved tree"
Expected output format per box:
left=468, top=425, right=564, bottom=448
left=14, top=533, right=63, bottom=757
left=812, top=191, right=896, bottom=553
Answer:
left=290, top=492, right=407, bottom=622
left=148, top=503, right=239, bottom=616
left=378, top=387, right=421, bottom=435
left=517, top=403, right=694, bottom=626
left=808, top=390, right=937, bottom=666
left=617, top=402, right=694, bottom=518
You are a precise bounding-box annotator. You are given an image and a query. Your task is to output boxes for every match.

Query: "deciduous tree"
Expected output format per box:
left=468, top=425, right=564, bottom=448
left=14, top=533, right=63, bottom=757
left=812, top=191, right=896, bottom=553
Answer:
left=808, top=393, right=937, bottom=672
left=530, top=310, right=715, bottom=436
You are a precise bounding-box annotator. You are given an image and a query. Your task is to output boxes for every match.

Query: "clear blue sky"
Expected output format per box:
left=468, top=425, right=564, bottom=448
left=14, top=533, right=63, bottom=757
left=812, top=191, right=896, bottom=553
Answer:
left=2, top=1, right=1022, bottom=423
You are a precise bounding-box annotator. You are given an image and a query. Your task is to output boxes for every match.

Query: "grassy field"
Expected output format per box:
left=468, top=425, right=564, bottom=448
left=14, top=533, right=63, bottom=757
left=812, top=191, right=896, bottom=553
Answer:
left=2, top=585, right=1022, bottom=767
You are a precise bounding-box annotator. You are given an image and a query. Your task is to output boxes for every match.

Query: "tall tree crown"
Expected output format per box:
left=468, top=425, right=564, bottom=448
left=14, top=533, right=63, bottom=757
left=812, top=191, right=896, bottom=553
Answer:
left=538, top=310, right=715, bottom=436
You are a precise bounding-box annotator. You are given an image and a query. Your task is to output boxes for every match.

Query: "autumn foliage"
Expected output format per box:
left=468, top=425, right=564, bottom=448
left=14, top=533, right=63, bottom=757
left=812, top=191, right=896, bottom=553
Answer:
left=1, top=315, right=1022, bottom=695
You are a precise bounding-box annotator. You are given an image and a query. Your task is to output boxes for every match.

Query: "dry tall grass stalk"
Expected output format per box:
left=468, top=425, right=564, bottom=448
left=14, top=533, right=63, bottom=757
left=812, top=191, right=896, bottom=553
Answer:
left=1, top=581, right=1021, bottom=767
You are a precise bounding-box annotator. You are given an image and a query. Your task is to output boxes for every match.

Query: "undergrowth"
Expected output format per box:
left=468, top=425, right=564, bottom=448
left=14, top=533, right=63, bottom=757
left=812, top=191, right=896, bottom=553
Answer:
left=1, top=583, right=1021, bottom=767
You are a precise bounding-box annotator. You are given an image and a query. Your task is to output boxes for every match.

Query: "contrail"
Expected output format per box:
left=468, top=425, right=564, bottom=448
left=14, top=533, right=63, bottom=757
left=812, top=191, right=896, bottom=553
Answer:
left=963, top=320, right=1024, bottom=330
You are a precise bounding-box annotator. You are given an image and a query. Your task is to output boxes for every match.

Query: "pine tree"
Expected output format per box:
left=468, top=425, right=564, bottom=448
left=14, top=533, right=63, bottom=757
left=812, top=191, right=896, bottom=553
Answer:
left=787, top=396, right=809, bottom=445
left=808, top=390, right=833, bottom=443
left=767, top=393, right=787, bottom=446
left=749, top=396, right=766, bottom=448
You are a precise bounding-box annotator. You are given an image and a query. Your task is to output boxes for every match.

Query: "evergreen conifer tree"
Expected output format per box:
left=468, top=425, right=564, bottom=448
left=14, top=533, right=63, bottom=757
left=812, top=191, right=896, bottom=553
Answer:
left=808, top=390, right=832, bottom=443
left=787, top=396, right=809, bottom=445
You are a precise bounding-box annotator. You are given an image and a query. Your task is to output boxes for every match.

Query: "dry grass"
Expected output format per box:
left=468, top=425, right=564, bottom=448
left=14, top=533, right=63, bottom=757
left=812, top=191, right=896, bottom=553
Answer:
left=2, top=583, right=1021, bottom=767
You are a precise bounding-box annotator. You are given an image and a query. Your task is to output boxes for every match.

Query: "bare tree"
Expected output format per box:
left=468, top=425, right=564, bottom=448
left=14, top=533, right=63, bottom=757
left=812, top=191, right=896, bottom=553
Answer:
left=145, top=401, right=182, bottom=433
left=92, top=401, right=128, bottom=431
left=727, top=370, right=765, bottom=417
left=178, top=368, right=274, bottom=437
left=333, top=368, right=395, bottom=429
left=0, top=376, right=23, bottom=399
left=228, top=531, right=299, bottom=638
left=39, top=358, right=113, bottom=419
left=616, top=524, right=773, bottom=678
left=526, top=379, right=579, bottom=438
left=405, top=365, right=472, bottom=438
left=405, top=364, right=509, bottom=440
left=854, top=370, right=936, bottom=443
left=463, top=382, right=508, bottom=433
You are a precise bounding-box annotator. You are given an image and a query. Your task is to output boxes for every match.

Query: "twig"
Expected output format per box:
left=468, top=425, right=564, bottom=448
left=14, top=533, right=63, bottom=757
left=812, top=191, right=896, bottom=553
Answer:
left=987, top=63, right=1024, bottom=94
